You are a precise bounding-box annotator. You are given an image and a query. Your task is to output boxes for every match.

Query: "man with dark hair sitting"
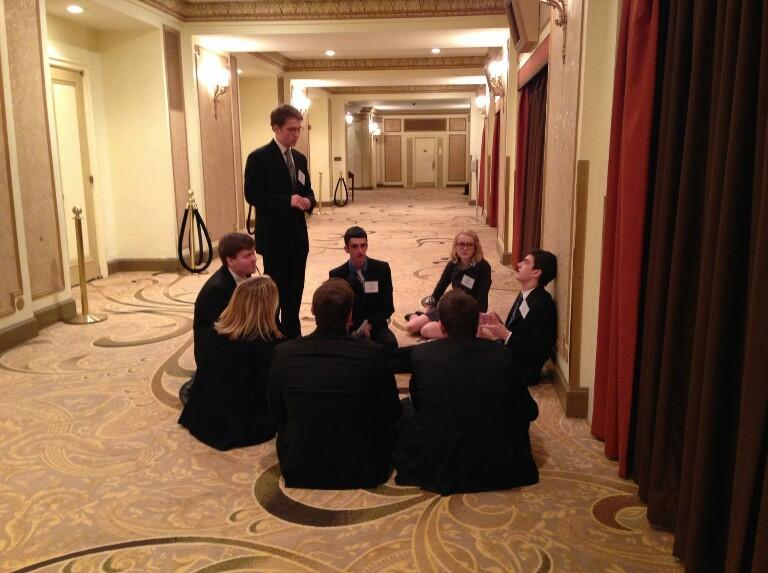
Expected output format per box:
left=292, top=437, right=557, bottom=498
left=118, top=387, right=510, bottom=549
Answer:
left=329, top=226, right=398, bottom=353
left=268, top=278, right=401, bottom=489
left=180, top=232, right=257, bottom=404
left=480, top=248, right=558, bottom=386
left=394, top=290, right=539, bottom=495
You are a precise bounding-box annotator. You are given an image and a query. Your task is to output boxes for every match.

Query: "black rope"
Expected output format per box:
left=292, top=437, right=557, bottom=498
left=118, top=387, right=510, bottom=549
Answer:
left=333, top=173, right=349, bottom=207
left=177, top=207, right=213, bottom=273
left=246, top=204, right=256, bottom=235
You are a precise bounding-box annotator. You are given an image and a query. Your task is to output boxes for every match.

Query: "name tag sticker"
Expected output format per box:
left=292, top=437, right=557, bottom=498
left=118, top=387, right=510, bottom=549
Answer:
left=297, top=170, right=306, bottom=185
left=520, top=300, right=530, bottom=319
left=460, top=274, right=476, bottom=289
left=364, top=281, right=379, bottom=294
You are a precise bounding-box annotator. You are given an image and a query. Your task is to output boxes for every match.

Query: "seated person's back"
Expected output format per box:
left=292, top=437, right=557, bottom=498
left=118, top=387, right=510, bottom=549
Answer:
left=395, top=291, right=539, bottom=495
left=269, top=278, right=401, bottom=489
left=180, top=276, right=282, bottom=450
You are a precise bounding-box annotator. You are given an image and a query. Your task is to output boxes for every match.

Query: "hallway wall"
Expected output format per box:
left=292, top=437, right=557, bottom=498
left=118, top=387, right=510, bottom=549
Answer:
left=239, top=76, right=278, bottom=166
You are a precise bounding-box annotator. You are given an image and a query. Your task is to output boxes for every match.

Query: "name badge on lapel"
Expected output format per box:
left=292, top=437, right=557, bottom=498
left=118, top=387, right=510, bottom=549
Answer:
left=519, top=300, right=530, bottom=319
left=460, top=274, right=476, bottom=289
left=297, top=170, right=306, bottom=186
left=364, top=281, right=379, bottom=294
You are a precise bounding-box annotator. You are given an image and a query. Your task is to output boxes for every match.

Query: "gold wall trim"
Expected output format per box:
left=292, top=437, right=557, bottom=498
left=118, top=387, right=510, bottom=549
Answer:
left=282, top=56, right=486, bottom=72
left=377, top=109, right=471, bottom=117
left=325, top=85, right=481, bottom=95
left=137, top=0, right=505, bottom=22
left=569, top=159, right=589, bottom=390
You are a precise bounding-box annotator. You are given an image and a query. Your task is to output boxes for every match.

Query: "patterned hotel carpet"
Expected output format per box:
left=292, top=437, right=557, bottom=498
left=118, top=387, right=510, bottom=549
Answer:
left=0, top=188, right=681, bottom=572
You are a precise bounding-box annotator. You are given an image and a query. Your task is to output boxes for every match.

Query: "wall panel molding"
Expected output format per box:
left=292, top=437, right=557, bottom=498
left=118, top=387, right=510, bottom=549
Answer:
left=5, top=0, right=65, bottom=299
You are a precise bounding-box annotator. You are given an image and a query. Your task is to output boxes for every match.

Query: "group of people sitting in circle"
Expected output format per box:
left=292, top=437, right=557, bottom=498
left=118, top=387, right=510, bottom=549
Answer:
left=179, top=227, right=557, bottom=495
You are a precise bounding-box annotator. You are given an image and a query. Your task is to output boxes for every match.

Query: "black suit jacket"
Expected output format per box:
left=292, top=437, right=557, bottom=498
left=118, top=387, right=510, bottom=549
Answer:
left=244, top=140, right=316, bottom=257
left=179, top=329, right=277, bottom=450
left=268, top=328, right=401, bottom=489
left=193, top=266, right=236, bottom=363
left=328, top=257, right=395, bottom=330
left=504, top=286, right=557, bottom=386
left=394, top=337, right=539, bottom=495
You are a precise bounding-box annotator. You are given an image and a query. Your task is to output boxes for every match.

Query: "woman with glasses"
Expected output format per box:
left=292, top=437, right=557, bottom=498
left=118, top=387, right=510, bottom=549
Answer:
left=405, top=229, right=491, bottom=339
left=179, top=275, right=283, bottom=450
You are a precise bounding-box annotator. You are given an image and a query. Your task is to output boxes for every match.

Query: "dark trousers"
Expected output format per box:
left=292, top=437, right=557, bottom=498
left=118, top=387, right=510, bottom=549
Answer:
left=263, top=252, right=307, bottom=339
left=370, top=323, right=398, bottom=354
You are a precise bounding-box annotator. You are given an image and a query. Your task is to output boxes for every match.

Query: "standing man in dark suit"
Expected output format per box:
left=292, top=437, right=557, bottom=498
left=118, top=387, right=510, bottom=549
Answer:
left=328, top=226, right=397, bottom=352
left=480, top=248, right=558, bottom=386
left=269, top=278, right=401, bottom=489
left=244, top=104, right=316, bottom=338
left=181, top=232, right=257, bottom=404
left=394, top=290, right=539, bottom=495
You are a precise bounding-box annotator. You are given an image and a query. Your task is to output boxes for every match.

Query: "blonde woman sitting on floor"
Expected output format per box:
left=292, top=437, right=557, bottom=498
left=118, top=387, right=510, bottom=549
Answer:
left=405, top=229, right=492, bottom=339
left=179, top=275, right=283, bottom=450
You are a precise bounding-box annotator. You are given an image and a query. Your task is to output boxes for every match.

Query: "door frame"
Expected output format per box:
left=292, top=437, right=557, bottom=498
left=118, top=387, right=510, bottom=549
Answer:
left=50, top=65, right=100, bottom=284
left=413, top=136, right=436, bottom=187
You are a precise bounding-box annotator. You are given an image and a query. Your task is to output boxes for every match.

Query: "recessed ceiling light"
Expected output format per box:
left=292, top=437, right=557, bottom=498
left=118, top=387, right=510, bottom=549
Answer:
left=431, top=48, right=441, bottom=54
left=66, top=4, right=84, bottom=14
left=237, top=68, right=242, bottom=75
left=325, top=50, right=336, bottom=57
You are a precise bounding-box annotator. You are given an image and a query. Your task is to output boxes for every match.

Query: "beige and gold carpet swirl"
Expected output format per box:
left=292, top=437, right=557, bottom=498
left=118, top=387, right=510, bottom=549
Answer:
left=0, top=188, right=681, bottom=572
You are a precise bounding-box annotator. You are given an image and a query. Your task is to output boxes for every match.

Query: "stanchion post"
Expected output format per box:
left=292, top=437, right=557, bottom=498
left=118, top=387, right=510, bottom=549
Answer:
left=66, top=206, right=106, bottom=324
left=316, top=172, right=322, bottom=214
left=186, top=189, right=196, bottom=272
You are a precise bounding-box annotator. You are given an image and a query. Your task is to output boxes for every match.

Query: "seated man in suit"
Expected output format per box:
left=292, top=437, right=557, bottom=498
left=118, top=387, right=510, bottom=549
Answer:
left=180, top=233, right=257, bottom=404
left=269, top=278, right=401, bottom=489
left=394, top=290, right=540, bottom=495
left=479, top=248, right=557, bottom=386
left=329, top=226, right=398, bottom=352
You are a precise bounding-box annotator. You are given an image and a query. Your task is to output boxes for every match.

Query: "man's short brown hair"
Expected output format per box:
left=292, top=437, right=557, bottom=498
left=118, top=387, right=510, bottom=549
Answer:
left=270, top=104, right=303, bottom=127
left=312, top=278, right=354, bottom=329
left=438, top=290, right=479, bottom=337
left=218, top=233, right=255, bottom=266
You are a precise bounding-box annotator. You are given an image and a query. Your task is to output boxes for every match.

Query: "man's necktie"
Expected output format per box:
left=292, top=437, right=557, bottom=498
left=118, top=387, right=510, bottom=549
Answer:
left=285, top=149, right=297, bottom=190
left=507, top=293, right=523, bottom=327
left=356, top=269, right=365, bottom=286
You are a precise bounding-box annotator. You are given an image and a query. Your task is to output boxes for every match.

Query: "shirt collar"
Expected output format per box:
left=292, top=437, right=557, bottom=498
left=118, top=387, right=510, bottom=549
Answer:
left=229, top=268, right=248, bottom=284
left=348, top=258, right=368, bottom=275
left=521, top=287, right=534, bottom=300
left=274, top=138, right=290, bottom=155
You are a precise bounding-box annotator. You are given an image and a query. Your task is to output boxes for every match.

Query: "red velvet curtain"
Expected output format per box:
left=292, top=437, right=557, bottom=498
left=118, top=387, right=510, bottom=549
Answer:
left=511, top=68, right=548, bottom=264
left=488, top=110, right=501, bottom=227
left=591, top=0, right=660, bottom=477
left=630, top=0, right=768, bottom=569
left=478, top=123, right=486, bottom=208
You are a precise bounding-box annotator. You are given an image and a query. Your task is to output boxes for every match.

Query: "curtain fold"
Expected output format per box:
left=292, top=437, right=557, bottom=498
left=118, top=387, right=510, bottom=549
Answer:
left=488, top=110, right=501, bottom=228
left=591, top=0, right=660, bottom=476
left=478, top=124, right=486, bottom=208
left=511, top=68, right=547, bottom=264
left=628, top=0, right=768, bottom=569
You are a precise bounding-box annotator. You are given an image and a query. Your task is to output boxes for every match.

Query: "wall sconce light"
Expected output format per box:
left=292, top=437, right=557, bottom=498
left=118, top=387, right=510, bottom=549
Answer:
left=196, top=49, right=230, bottom=119
left=540, top=0, right=568, bottom=63
left=476, top=95, right=489, bottom=116
left=345, top=112, right=354, bottom=125
left=212, top=66, right=230, bottom=118
left=369, top=120, right=381, bottom=136
left=291, top=85, right=311, bottom=115
left=486, top=59, right=506, bottom=98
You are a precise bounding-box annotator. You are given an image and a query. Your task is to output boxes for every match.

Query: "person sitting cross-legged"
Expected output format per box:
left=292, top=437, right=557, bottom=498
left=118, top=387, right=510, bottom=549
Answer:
left=394, top=290, right=539, bottom=495
left=268, top=278, right=401, bottom=489
left=329, top=226, right=398, bottom=353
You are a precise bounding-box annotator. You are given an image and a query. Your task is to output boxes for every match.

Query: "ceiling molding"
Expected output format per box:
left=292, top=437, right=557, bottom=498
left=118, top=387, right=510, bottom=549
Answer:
left=137, top=0, right=506, bottom=22
left=374, top=109, right=470, bottom=116
left=285, top=56, right=487, bottom=72
left=324, top=84, right=484, bottom=95
left=282, top=55, right=486, bottom=72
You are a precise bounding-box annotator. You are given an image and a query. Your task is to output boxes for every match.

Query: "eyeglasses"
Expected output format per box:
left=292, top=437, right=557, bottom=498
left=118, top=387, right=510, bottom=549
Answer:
left=456, top=242, right=476, bottom=248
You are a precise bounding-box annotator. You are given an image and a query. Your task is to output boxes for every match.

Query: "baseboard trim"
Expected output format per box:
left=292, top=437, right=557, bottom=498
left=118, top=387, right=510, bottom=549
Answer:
left=495, top=238, right=515, bottom=265
left=551, top=359, right=589, bottom=418
left=107, top=258, right=182, bottom=274
left=34, top=299, right=77, bottom=329
left=0, top=318, right=38, bottom=353
left=468, top=199, right=477, bottom=206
